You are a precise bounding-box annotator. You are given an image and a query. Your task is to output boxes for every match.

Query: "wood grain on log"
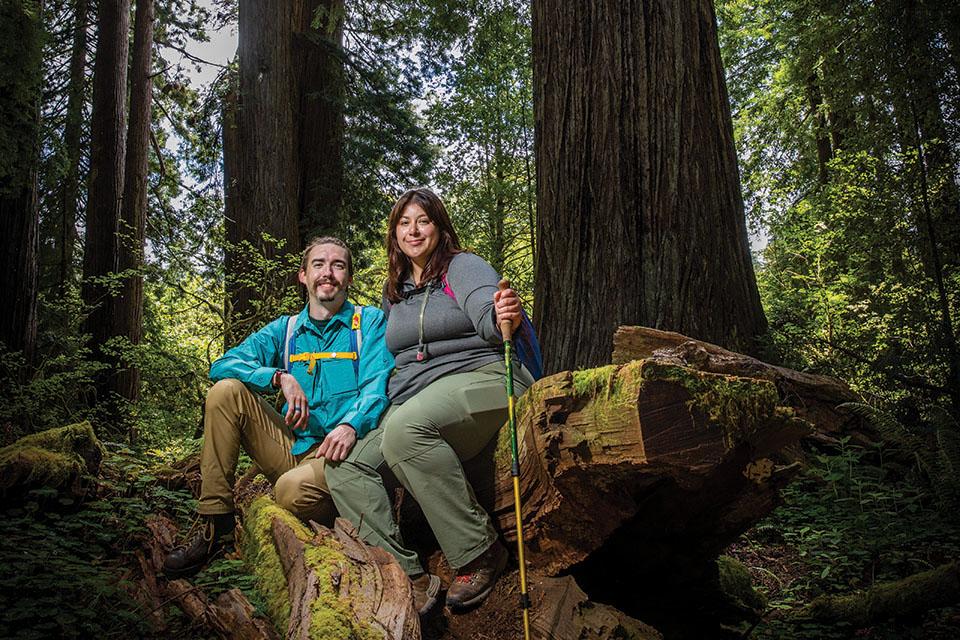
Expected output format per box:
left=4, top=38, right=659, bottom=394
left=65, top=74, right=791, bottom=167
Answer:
left=612, top=326, right=861, bottom=438
left=529, top=575, right=662, bottom=640
left=474, top=358, right=809, bottom=576
left=143, top=515, right=279, bottom=639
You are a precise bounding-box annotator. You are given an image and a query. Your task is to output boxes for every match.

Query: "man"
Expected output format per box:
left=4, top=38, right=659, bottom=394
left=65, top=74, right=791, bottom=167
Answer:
left=163, top=236, right=392, bottom=577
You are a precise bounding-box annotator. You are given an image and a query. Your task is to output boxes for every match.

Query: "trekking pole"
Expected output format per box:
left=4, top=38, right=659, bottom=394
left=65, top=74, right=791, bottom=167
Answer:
left=498, top=280, right=532, bottom=640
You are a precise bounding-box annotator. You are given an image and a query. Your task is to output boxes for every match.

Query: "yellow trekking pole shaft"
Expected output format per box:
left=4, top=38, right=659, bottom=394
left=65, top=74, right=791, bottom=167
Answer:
left=498, top=280, right=531, bottom=640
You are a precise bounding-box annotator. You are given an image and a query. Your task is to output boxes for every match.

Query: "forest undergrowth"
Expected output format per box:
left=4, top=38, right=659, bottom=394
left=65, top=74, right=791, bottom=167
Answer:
left=727, top=438, right=960, bottom=639
left=3, top=425, right=960, bottom=638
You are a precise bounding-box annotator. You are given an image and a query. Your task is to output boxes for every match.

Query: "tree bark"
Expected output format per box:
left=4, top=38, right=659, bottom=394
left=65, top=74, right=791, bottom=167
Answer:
left=223, top=0, right=344, bottom=345
left=532, top=0, right=767, bottom=374
left=54, top=0, right=89, bottom=294
left=0, top=0, right=44, bottom=370
left=294, top=0, right=345, bottom=241
left=112, top=0, right=155, bottom=435
left=81, top=0, right=129, bottom=405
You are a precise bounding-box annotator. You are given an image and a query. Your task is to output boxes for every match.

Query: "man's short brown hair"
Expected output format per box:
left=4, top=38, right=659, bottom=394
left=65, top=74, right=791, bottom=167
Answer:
left=300, top=236, right=353, bottom=277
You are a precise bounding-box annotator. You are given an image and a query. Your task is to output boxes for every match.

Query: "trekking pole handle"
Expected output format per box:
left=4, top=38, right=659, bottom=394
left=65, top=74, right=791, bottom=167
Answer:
left=497, top=279, right=514, bottom=342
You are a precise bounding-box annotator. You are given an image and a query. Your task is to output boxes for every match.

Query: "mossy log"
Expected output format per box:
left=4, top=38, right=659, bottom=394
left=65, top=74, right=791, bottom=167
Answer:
left=610, top=326, right=862, bottom=441
left=796, top=560, right=960, bottom=628
left=0, top=422, right=103, bottom=498
left=474, top=358, right=810, bottom=577
left=141, top=515, right=279, bottom=639
left=242, top=497, right=420, bottom=640
left=438, top=356, right=810, bottom=636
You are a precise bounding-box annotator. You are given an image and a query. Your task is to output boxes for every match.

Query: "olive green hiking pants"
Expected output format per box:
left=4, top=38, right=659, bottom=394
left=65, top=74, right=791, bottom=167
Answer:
left=199, top=378, right=372, bottom=526
left=327, top=362, right=532, bottom=575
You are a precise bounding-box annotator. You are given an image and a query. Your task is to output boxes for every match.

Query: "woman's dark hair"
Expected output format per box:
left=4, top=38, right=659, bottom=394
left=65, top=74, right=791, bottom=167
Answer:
left=384, top=187, right=462, bottom=303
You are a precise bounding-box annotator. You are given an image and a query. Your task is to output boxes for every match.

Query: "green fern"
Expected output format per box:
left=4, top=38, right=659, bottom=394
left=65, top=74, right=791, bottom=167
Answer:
left=837, top=402, right=960, bottom=509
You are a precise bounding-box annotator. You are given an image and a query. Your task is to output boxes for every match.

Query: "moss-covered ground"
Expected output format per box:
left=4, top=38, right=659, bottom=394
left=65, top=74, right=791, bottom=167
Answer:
left=0, top=435, right=264, bottom=639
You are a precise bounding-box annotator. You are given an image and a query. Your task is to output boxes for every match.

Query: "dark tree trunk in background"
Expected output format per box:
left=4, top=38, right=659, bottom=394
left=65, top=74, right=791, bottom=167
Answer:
left=112, top=0, right=154, bottom=435
left=532, top=0, right=767, bottom=374
left=0, top=0, right=44, bottom=372
left=295, top=0, right=345, bottom=241
left=54, top=0, right=89, bottom=294
left=223, top=0, right=344, bottom=346
left=81, top=0, right=129, bottom=411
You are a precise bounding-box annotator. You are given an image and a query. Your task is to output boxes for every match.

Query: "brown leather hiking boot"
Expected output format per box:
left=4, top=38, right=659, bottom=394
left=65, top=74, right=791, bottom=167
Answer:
left=162, top=513, right=235, bottom=578
left=445, top=540, right=508, bottom=612
left=411, top=573, right=441, bottom=616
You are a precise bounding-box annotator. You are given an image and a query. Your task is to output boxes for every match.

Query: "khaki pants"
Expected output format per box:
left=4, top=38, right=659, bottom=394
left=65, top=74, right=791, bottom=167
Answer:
left=199, top=378, right=337, bottom=524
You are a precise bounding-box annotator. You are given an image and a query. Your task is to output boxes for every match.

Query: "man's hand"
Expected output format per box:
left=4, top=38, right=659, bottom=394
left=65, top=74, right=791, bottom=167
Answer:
left=280, top=373, right=310, bottom=430
left=493, top=286, right=522, bottom=333
left=315, top=424, right=357, bottom=462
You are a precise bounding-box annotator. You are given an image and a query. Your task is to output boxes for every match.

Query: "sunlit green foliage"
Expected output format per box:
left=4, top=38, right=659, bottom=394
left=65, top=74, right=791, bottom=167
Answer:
left=426, top=0, right=536, bottom=306
left=719, top=0, right=960, bottom=425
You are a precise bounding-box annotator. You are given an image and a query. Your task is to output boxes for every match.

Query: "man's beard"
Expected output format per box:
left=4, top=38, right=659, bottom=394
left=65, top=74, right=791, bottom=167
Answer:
left=314, top=280, right=342, bottom=302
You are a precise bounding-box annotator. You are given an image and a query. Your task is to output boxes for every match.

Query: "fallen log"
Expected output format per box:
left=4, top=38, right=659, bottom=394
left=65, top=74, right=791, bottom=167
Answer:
left=449, top=356, right=810, bottom=635
left=0, top=422, right=103, bottom=499
left=142, top=515, right=279, bottom=639
left=477, top=358, right=810, bottom=576
left=796, top=560, right=960, bottom=628
left=242, top=496, right=421, bottom=640
left=611, top=326, right=862, bottom=440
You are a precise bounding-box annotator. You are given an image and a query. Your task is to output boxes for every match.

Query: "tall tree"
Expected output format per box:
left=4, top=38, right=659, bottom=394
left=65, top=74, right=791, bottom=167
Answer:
left=0, top=0, right=44, bottom=369
left=223, top=0, right=345, bottom=344
left=532, top=0, right=767, bottom=373
left=80, top=0, right=129, bottom=410
left=112, top=0, right=155, bottom=434
left=53, top=0, right=89, bottom=293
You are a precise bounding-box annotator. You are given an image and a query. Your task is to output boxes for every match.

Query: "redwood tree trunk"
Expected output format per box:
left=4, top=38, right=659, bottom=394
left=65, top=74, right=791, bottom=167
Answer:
left=294, top=0, right=345, bottom=241
left=224, top=0, right=344, bottom=345
left=81, top=0, right=129, bottom=402
left=0, top=0, right=43, bottom=371
left=532, top=0, right=767, bottom=373
left=55, top=0, right=89, bottom=294
left=113, top=0, right=154, bottom=434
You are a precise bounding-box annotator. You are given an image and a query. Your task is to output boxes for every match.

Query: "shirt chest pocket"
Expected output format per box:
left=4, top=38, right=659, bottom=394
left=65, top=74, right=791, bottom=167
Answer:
left=321, top=359, right=359, bottom=397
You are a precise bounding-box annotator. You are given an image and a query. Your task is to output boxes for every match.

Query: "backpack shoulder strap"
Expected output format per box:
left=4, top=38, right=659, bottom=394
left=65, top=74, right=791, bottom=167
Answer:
left=350, top=306, right=363, bottom=376
left=440, top=273, right=456, bottom=301
left=283, top=315, right=297, bottom=371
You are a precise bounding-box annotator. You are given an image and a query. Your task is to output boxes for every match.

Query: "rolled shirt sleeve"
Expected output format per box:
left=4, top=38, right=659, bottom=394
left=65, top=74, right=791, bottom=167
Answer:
left=209, top=317, right=286, bottom=391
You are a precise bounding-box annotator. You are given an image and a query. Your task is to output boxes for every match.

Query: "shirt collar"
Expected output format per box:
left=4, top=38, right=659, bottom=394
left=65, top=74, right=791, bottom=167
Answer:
left=293, top=300, right=355, bottom=336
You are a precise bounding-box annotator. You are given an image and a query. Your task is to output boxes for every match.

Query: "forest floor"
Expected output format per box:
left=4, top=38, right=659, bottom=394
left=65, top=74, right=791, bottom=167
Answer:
left=724, top=440, right=960, bottom=639
left=1, top=434, right=959, bottom=639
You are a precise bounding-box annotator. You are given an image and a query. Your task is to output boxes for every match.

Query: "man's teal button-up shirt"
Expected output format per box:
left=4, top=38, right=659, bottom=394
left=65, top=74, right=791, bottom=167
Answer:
left=209, top=301, right=394, bottom=456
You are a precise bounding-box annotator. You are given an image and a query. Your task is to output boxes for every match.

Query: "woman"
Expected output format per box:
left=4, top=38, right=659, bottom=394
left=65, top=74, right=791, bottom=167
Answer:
left=383, top=186, right=533, bottom=609
left=329, top=186, right=532, bottom=614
